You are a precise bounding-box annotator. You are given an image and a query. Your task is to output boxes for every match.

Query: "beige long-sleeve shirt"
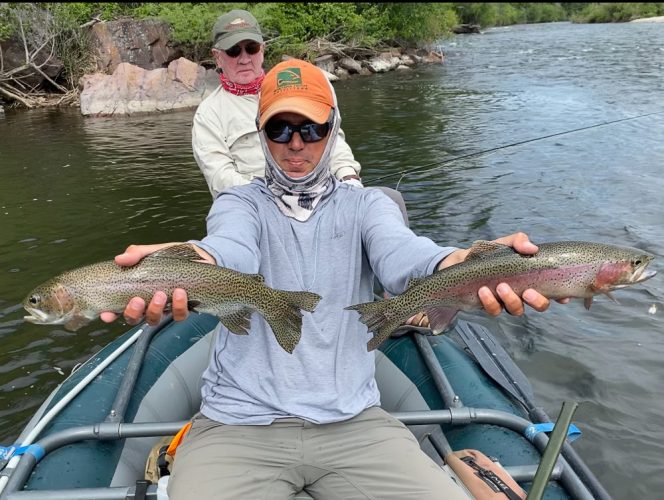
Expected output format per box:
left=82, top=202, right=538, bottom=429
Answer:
left=192, top=85, right=362, bottom=198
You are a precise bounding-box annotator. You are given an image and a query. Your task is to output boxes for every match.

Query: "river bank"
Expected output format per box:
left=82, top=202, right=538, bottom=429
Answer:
left=0, top=15, right=445, bottom=115
left=631, top=15, right=664, bottom=22
left=1, top=44, right=444, bottom=116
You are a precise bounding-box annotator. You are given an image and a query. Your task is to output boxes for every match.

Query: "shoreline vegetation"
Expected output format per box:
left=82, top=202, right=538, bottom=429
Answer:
left=1, top=2, right=664, bottom=112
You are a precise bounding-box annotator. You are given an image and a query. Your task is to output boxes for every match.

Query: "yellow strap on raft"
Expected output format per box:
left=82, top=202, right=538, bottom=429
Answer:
left=166, top=421, right=192, bottom=457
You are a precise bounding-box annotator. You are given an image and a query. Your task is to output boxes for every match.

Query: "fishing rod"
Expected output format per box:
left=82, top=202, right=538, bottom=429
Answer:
left=370, top=110, right=664, bottom=185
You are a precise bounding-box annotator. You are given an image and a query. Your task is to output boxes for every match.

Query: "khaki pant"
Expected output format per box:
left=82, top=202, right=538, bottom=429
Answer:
left=168, top=406, right=470, bottom=500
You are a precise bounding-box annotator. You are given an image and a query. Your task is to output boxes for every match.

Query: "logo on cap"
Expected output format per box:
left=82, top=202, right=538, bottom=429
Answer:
left=226, top=17, right=251, bottom=30
left=276, top=68, right=304, bottom=88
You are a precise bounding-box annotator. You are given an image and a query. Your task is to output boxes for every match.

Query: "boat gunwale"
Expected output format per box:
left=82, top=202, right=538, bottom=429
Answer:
left=2, top=407, right=580, bottom=500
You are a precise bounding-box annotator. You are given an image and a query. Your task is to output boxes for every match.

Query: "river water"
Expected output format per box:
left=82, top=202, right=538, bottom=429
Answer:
left=1, top=21, right=662, bottom=498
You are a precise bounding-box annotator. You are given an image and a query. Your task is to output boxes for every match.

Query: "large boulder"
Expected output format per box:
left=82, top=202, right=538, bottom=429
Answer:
left=79, top=57, right=218, bottom=116
left=0, top=37, right=64, bottom=88
left=90, top=19, right=182, bottom=73
left=338, top=57, right=362, bottom=74
left=314, top=54, right=335, bottom=74
left=365, top=52, right=402, bottom=73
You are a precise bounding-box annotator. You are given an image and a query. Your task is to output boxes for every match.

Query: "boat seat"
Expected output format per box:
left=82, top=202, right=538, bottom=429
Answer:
left=110, top=330, right=216, bottom=487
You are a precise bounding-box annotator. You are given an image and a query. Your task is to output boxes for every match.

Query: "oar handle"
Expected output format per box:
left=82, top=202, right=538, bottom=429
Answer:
left=527, top=401, right=580, bottom=500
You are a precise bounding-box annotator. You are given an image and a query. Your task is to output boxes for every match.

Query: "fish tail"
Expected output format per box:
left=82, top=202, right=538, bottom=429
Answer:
left=283, top=290, right=322, bottom=313
left=264, top=290, right=322, bottom=354
left=345, top=299, right=405, bottom=351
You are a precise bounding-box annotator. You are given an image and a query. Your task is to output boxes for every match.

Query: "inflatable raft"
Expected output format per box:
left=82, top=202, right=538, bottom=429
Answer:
left=0, top=312, right=611, bottom=499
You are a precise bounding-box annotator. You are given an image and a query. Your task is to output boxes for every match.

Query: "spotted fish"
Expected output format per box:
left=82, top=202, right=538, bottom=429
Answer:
left=22, top=244, right=321, bottom=353
left=346, top=240, right=656, bottom=351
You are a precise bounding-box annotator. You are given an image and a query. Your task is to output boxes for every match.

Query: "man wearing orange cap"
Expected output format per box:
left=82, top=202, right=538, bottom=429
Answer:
left=192, top=8, right=363, bottom=199
left=103, top=59, right=556, bottom=499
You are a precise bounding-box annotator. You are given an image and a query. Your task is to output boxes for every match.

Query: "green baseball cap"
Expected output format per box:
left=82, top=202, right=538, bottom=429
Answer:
left=212, top=10, right=263, bottom=50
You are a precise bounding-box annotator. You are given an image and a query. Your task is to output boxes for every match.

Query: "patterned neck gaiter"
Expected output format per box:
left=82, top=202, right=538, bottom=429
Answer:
left=259, top=107, right=341, bottom=222
left=219, top=71, right=265, bottom=96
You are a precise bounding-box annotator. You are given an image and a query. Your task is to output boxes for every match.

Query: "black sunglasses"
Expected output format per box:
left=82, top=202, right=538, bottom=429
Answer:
left=224, top=41, right=262, bottom=58
left=264, top=120, right=331, bottom=143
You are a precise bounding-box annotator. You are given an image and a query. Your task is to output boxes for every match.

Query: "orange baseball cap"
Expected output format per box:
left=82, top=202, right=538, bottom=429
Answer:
left=258, top=59, right=334, bottom=129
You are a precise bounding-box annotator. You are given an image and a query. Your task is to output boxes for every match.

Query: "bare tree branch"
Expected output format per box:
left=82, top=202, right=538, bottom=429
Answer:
left=3, top=63, right=32, bottom=79
left=0, top=4, right=79, bottom=107
left=30, top=63, right=67, bottom=93
left=29, top=36, right=55, bottom=62
left=0, top=83, right=33, bottom=108
left=80, top=16, right=101, bottom=29
left=16, top=9, right=29, bottom=63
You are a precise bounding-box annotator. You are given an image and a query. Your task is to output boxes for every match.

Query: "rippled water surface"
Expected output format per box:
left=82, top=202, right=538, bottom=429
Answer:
left=1, top=22, right=663, bottom=498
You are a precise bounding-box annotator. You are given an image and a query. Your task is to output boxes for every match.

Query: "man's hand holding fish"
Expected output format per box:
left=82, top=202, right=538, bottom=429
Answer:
left=441, top=232, right=572, bottom=313
left=404, top=232, right=569, bottom=328
left=99, top=242, right=215, bottom=326
left=105, top=233, right=552, bottom=330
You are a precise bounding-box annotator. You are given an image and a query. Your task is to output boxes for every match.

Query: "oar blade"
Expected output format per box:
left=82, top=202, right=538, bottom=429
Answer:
left=454, top=320, right=534, bottom=407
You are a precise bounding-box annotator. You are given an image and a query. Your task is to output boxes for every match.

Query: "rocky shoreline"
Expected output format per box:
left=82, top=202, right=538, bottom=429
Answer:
left=1, top=18, right=444, bottom=117
left=78, top=49, right=443, bottom=117
left=630, top=15, right=664, bottom=22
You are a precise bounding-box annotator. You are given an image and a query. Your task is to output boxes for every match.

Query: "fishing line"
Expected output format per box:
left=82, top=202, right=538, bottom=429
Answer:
left=371, top=110, right=664, bottom=185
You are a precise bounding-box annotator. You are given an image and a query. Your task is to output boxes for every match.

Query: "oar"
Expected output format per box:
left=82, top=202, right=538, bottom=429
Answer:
left=451, top=317, right=613, bottom=500
left=527, top=401, right=579, bottom=500
left=454, top=319, right=535, bottom=408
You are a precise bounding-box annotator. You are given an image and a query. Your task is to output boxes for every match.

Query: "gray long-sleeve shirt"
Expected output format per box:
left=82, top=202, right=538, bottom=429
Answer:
left=193, top=180, right=455, bottom=425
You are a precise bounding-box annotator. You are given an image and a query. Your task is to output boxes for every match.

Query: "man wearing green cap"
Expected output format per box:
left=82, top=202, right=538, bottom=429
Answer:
left=192, top=9, right=363, bottom=199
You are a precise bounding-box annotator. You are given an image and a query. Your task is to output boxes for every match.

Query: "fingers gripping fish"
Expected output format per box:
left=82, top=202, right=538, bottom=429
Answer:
left=346, top=240, right=656, bottom=351
left=22, top=244, right=321, bottom=354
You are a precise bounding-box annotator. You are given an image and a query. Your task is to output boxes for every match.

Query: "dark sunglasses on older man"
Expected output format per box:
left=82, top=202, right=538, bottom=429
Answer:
left=264, top=119, right=332, bottom=143
left=224, top=41, right=262, bottom=58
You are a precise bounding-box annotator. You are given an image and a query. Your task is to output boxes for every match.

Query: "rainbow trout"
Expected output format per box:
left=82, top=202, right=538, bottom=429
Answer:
left=346, top=240, right=656, bottom=351
left=22, top=244, right=321, bottom=353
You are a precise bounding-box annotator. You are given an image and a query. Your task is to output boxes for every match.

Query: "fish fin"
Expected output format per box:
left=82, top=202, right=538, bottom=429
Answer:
left=425, top=307, right=459, bottom=335
left=366, top=321, right=406, bottom=351
left=262, top=290, right=322, bottom=353
left=466, top=240, right=512, bottom=261
left=406, top=277, right=425, bottom=289
left=64, top=315, right=93, bottom=331
left=219, top=309, right=252, bottom=335
left=585, top=289, right=619, bottom=310
left=282, top=290, right=322, bottom=313
left=148, top=244, right=203, bottom=262
left=345, top=299, right=406, bottom=351
left=187, top=300, right=201, bottom=311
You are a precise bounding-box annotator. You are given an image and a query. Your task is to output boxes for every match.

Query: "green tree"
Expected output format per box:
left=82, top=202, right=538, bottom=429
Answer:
left=372, top=3, right=458, bottom=45
left=571, top=2, right=664, bottom=23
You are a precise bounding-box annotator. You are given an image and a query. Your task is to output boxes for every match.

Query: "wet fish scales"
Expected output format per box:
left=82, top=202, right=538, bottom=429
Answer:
left=22, top=244, right=321, bottom=354
left=346, top=241, right=657, bottom=351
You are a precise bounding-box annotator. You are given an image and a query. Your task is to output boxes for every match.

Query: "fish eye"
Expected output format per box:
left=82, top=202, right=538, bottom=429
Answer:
left=634, top=259, right=642, bottom=266
left=29, top=294, right=40, bottom=305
